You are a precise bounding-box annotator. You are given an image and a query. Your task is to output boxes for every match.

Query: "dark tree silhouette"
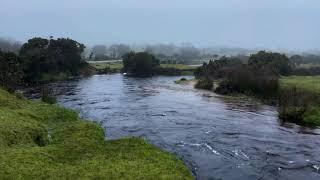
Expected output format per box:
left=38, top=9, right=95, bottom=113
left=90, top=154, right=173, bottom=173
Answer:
left=20, top=37, right=85, bottom=82
left=0, top=50, right=23, bottom=91
left=122, top=52, right=160, bottom=76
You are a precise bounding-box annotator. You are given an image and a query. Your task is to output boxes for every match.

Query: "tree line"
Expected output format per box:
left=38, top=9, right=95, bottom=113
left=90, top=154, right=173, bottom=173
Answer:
left=0, top=37, right=87, bottom=91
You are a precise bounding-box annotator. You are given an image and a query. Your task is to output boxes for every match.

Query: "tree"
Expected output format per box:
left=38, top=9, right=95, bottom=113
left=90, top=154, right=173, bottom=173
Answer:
left=122, top=52, right=160, bottom=76
left=19, top=37, right=49, bottom=81
left=194, top=56, right=243, bottom=79
left=20, top=37, right=85, bottom=82
left=0, top=50, right=24, bottom=90
left=248, top=51, right=292, bottom=76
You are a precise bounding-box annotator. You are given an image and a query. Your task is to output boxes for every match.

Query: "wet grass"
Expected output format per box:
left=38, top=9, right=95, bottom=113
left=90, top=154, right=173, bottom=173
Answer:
left=280, top=76, right=320, bottom=94
left=89, top=62, right=123, bottom=71
left=0, top=89, right=193, bottom=179
left=160, top=64, right=197, bottom=70
left=279, top=76, right=320, bottom=127
left=88, top=63, right=196, bottom=75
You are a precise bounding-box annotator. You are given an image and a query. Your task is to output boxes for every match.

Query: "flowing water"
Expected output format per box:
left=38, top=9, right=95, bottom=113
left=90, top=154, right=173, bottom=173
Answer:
left=27, top=74, right=320, bottom=180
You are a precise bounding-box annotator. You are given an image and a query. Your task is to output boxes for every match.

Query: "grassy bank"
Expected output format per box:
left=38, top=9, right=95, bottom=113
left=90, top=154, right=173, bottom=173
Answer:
left=279, top=76, right=320, bottom=126
left=280, top=76, right=320, bottom=93
left=160, top=64, right=198, bottom=70
left=160, top=64, right=197, bottom=75
left=0, top=89, right=193, bottom=179
left=88, top=61, right=123, bottom=71
left=88, top=61, right=197, bottom=75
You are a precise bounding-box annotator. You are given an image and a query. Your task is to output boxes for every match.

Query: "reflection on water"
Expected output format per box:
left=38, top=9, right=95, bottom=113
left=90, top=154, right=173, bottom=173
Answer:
left=25, top=74, right=320, bottom=180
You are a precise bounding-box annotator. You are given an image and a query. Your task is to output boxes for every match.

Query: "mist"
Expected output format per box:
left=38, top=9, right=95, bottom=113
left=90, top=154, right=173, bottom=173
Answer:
left=0, top=0, right=319, bottom=51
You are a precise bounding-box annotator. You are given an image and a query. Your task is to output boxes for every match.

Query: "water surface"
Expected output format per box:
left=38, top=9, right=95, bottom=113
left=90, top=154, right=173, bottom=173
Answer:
left=32, top=74, right=320, bottom=180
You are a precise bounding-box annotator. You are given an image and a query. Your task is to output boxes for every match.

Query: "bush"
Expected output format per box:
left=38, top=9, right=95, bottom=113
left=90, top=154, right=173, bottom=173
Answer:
left=122, top=52, right=160, bottom=76
left=248, top=51, right=293, bottom=76
left=215, top=66, right=279, bottom=98
left=302, top=106, right=320, bottom=126
left=194, top=56, right=243, bottom=79
left=0, top=51, right=24, bottom=91
left=195, top=79, right=213, bottom=90
left=20, top=37, right=85, bottom=83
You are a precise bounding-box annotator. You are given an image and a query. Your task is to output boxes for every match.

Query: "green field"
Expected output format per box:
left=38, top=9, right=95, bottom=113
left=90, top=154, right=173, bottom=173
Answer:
left=0, top=89, right=193, bottom=179
left=279, top=76, right=320, bottom=126
left=280, top=76, right=320, bottom=93
left=89, top=62, right=197, bottom=71
left=160, top=64, right=198, bottom=70
left=88, top=62, right=198, bottom=75
left=88, top=61, right=123, bottom=71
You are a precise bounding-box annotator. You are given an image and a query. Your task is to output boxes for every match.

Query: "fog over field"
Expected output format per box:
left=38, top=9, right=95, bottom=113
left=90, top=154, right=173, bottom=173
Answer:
left=0, top=0, right=319, bottom=51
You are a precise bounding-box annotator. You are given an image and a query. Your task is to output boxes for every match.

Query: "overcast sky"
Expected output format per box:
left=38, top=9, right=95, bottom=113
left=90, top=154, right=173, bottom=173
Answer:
left=0, top=0, right=319, bottom=50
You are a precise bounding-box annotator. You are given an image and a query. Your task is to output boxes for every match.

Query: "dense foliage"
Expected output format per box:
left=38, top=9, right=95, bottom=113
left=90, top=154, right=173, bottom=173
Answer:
left=194, top=78, right=213, bottom=90
left=248, top=51, right=293, bottom=76
left=20, top=37, right=86, bottom=82
left=278, top=76, right=320, bottom=126
left=215, top=66, right=279, bottom=98
left=0, top=51, right=24, bottom=91
left=195, top=51, right=292, bottom=98
left=194, top=56, right=242, bottom=79
left=122, top=52, right=160, bottom=76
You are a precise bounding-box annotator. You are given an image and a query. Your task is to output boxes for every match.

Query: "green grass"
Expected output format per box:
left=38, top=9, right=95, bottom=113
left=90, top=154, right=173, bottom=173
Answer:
left=302, top=106, right=320, bottom=126
left=0, top=89, right=193, bottom=179
left=280, top=76, right=320, bottom=94
left=90, top=63, right=196, bottom=71
left=279, top=76, right=320, bottom=127
left=160, top=64, right=197, bottom=70
left=89, top=62, right=123, bottom=71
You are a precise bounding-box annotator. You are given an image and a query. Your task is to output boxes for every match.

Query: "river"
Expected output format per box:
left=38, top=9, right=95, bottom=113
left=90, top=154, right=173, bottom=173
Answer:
left=27, top=74, right=320, bottom=180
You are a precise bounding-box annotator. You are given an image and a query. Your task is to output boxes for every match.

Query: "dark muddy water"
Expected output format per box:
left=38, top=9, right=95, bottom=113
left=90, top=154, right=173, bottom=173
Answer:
left=28, top=74, right=320, bottom=180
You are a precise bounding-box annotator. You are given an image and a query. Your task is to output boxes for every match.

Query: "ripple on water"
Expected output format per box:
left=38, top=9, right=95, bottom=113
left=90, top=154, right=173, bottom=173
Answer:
left=24, top=74, right=320, bottom=180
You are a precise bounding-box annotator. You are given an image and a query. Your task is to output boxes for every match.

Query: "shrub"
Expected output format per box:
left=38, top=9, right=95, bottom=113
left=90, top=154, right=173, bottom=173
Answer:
left=302, top=106, right=320, bottom=126
left=194, top=56, right=243, bottom=79
left=0, top=51, right=24, bottom=91
left=20, top=37, right=85, bottom=82
left=195, top=79, right=213, bottom=90
left=248, top=51, right=293, bottom=76
left=215, top=66, right=279, bottom=98
left=122, top=52, right=160, bottom=76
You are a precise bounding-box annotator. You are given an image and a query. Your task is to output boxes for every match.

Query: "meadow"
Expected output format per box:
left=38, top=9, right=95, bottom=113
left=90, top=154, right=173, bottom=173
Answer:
left=280, top=76, right=320, bottom=93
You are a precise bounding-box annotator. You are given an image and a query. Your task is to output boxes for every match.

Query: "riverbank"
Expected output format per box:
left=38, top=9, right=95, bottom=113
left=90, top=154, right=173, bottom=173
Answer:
left=0, top=89, right=193, bottom=179
left=38, top=74, right=320, bottom=179
left=189, top=75, right=320, bottom=127
left=88, top=61, right=197, bottom=75
left=279, top=76, right=320, bottom=126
